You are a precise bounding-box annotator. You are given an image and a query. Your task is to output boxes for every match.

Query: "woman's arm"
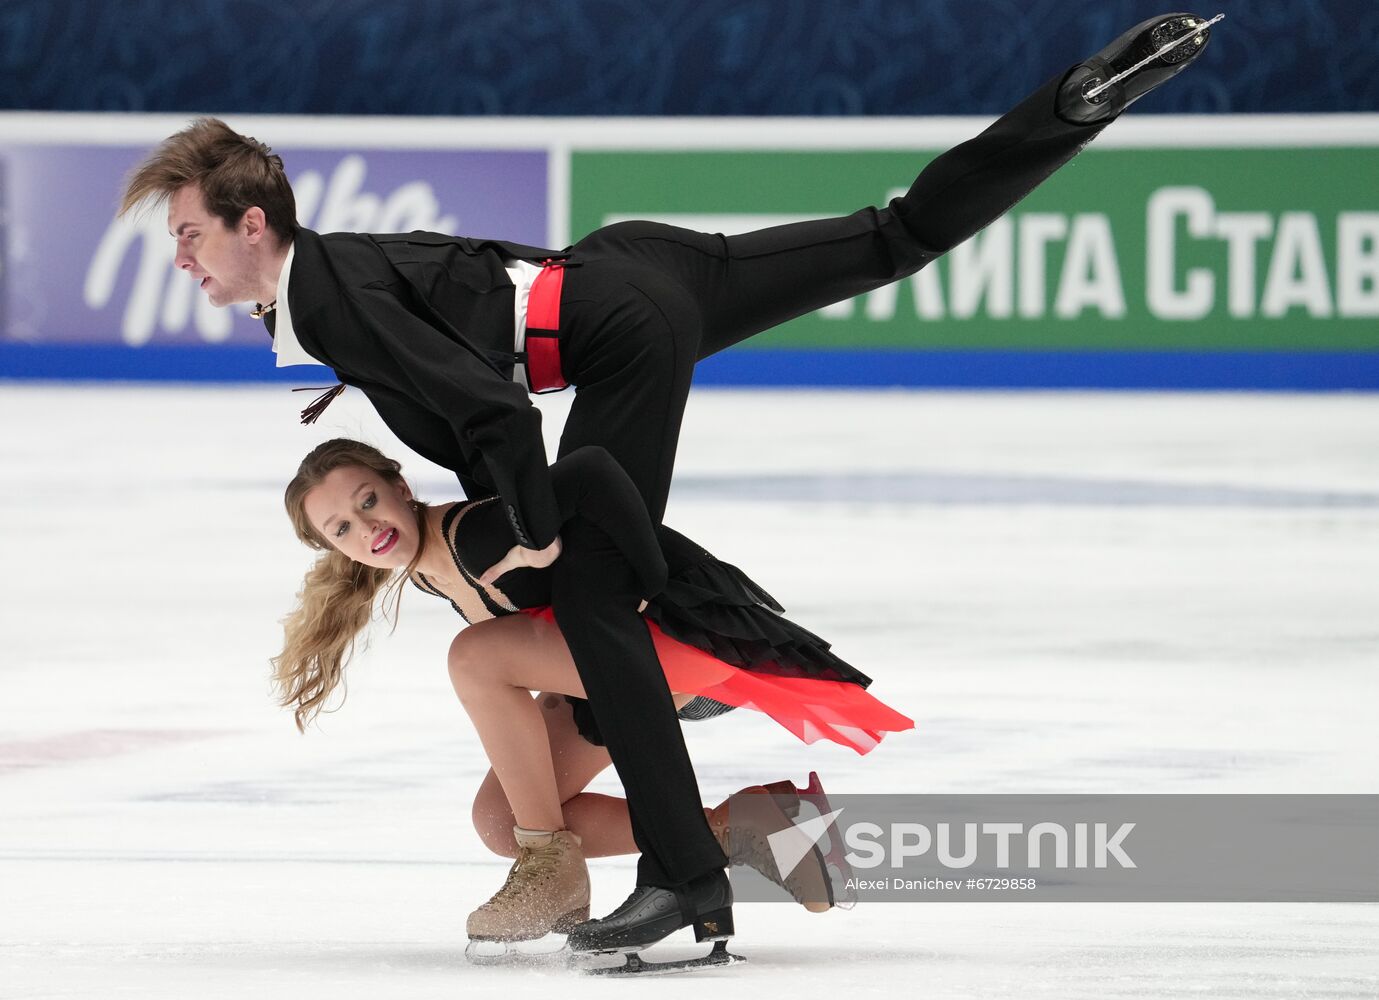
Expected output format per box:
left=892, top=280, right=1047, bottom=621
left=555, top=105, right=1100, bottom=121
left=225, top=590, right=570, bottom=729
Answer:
left=472, top=447, right=668, bottom=598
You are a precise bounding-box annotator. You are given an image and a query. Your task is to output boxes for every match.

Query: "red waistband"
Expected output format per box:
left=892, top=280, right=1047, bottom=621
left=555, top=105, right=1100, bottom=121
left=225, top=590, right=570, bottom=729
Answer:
left=525, top=259, right=567, bottom=393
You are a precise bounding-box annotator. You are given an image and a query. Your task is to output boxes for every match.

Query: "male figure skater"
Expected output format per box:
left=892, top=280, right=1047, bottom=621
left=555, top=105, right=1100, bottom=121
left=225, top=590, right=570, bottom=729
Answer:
left=121, top=13, right=1214, bottom=967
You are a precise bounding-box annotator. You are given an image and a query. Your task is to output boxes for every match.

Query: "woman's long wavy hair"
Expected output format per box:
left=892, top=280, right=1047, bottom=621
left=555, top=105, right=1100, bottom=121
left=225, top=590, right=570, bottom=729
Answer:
left=274, top=439, right=431, bottom=732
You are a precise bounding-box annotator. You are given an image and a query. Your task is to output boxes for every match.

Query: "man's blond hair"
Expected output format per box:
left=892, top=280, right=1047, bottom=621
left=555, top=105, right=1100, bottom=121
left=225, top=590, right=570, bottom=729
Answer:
left=121, top=117, right=299, bottom=243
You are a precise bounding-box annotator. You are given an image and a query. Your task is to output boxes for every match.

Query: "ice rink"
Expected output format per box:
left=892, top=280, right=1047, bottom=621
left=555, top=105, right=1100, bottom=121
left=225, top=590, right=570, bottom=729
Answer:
left=2, top=383, right=1376, bottom=998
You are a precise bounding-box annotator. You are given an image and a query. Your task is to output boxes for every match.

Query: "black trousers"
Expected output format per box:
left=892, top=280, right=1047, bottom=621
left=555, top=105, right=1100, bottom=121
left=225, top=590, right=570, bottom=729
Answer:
left=549, top=71, right=1108, bottom=888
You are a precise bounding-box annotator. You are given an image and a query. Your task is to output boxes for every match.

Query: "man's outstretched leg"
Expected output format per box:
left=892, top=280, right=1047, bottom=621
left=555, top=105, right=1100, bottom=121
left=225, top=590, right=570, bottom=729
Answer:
left=568, top=13, right=1218, bottom=361
left=887, top=13, right=1218, bottom=254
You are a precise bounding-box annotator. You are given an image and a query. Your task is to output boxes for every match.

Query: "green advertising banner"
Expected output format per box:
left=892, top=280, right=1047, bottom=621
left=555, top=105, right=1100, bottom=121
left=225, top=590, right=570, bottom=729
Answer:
left=570, top=148, right=1379, bottom=354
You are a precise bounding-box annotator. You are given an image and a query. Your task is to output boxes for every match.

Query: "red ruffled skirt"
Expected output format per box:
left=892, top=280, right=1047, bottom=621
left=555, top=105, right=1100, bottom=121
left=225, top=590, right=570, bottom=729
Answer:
left=524, top=607, right=914, bottom=755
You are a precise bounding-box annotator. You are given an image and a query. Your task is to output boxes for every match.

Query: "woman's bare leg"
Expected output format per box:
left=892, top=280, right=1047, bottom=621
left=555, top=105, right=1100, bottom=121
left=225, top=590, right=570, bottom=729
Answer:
left=448, top=612, right=690, bottom=848
left=473, top=689, right=698, bottom=858
left=447, top=614, right=586, bottom=833
left=454, top=624, right=836, bottom=910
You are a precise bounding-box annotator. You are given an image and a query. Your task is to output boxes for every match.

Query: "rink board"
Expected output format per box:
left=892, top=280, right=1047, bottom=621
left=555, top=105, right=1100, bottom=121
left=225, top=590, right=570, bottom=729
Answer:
left=1, top=113, right=1377, bottom=387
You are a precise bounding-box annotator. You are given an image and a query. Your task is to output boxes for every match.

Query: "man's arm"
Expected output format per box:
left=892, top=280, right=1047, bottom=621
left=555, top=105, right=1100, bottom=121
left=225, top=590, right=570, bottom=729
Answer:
left=363, top=384, right=564, bottom=581
left=304, top=279, right=563, bottom=550
left=361, top=383, right=495, bottom=503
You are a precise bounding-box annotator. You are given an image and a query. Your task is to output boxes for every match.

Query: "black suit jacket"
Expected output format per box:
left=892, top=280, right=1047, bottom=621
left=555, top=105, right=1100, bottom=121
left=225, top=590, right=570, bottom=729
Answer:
left=280, top=227, right=566, bottom=549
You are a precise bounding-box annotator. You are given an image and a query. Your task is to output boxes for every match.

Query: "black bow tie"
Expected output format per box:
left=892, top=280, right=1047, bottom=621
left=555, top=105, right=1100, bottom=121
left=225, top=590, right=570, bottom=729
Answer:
left=263, top=309, right=277, bottom=339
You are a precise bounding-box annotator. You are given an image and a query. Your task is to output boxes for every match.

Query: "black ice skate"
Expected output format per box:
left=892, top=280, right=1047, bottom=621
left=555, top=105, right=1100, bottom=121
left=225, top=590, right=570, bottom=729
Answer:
left=568, top=869, right=743, bottom=976
left=1058, top=12, right=1223, bottom=125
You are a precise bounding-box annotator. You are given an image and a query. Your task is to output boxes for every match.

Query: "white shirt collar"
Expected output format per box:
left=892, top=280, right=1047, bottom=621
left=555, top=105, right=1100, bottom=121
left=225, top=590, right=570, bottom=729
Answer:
left=269, top=242, right=320, bottom=368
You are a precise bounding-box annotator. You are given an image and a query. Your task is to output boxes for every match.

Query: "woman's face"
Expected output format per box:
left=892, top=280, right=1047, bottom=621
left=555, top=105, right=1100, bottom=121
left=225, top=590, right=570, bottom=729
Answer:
left=302, top=466, right=418, bottom=569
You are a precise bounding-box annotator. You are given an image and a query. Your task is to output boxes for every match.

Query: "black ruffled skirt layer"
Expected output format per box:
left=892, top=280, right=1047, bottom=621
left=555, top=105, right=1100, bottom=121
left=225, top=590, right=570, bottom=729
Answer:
left=559, top=528, right=911, bottom=755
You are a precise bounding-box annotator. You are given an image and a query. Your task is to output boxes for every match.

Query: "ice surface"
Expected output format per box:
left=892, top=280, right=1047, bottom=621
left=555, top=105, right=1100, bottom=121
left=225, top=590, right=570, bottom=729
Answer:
left=1, top=384, right=1376, bottom=998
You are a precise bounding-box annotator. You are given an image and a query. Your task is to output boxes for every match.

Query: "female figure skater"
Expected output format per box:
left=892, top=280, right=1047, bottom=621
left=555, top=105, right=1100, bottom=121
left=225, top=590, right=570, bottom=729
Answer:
left=274, top=438, right=912, bottom=963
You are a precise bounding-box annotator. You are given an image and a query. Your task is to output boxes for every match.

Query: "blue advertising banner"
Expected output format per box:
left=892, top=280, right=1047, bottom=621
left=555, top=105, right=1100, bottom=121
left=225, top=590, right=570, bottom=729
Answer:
left=2, top=112, right=1376, bottom=389
left=0, top=143, right=547, bottom=379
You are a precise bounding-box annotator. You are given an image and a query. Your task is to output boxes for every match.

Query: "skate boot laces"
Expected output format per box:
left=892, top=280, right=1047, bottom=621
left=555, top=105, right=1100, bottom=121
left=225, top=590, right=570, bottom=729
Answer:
left=480, top=842, right=562, bottom=909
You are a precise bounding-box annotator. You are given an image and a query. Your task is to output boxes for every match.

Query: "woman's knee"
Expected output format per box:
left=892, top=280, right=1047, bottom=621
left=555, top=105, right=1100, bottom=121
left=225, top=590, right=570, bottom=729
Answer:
left=447, top=628, right=504, bottom=694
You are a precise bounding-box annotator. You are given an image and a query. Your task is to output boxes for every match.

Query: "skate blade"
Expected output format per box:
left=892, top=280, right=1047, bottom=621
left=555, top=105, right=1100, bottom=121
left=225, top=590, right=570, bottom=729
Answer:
left=464, top=933, right=571, bottom=967
left=1084, top=13, right=1225, bottom=100
left=576, top=939, right=744, bottom=977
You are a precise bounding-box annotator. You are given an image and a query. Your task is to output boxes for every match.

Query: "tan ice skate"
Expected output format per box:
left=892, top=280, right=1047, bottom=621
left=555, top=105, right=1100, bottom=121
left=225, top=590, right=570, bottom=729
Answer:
left=708, top=779, right=836, bottom=913
left=464, top=827, right=590, bottom=964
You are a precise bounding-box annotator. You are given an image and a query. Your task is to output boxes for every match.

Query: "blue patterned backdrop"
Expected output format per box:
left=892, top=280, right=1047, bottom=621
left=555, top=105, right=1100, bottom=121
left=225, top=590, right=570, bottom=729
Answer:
left=0, top=0, right=1372, bottom=116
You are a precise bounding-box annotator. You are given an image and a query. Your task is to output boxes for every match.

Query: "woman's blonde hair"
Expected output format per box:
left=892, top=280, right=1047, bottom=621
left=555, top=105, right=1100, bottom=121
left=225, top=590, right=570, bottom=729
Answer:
left=274, top=439, right=430, bottom=731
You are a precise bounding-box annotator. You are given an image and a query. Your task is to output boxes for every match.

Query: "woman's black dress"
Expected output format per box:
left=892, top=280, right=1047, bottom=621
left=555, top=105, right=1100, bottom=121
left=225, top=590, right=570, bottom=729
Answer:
left=412, top=447, right=895, bottom=749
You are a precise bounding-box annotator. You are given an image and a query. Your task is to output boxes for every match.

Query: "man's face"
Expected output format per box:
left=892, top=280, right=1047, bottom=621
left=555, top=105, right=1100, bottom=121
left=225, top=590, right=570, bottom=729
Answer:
left=167, top=185, right=262, bottom=307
